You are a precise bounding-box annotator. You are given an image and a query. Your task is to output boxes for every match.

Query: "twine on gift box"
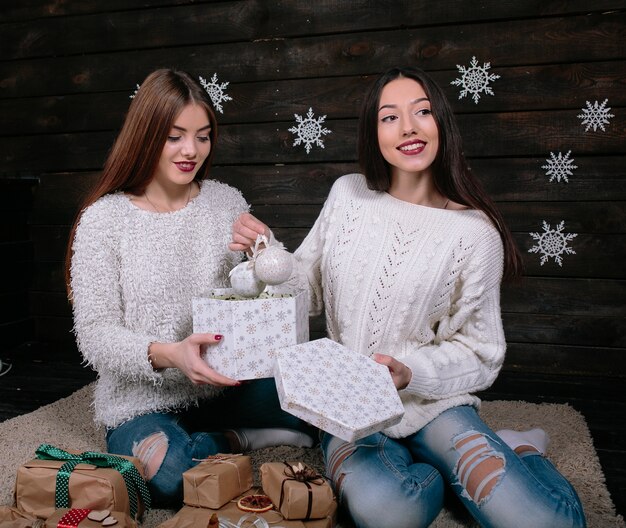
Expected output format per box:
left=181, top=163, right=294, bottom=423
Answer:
left=192, top=454, right=245, bottom=493
left=279, top=462, right=326, bottom=521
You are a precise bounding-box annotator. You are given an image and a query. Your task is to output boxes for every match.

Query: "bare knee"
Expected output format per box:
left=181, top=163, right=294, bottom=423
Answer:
left=454, top=431, right=505, bottom=504
left=132, top=432, right=168, bottom=480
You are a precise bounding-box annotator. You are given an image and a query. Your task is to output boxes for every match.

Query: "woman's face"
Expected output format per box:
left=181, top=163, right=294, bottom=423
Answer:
left=377, top=77, right=439, bottom=180
left=154, top=103, right=212, bottom=187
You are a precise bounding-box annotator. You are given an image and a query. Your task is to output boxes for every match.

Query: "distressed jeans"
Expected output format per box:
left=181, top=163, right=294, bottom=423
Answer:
left=322, top=405, right=586, bottom=528
left=106, top=378, right=315, bottom=508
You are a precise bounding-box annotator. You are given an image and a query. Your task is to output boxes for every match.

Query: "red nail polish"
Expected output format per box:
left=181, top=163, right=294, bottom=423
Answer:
left=215, top=334, right=223, bottom=341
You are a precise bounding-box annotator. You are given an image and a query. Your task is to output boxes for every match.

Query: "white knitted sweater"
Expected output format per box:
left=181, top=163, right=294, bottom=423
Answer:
left=70, top=180, right=247, bottom=428
left=289, top=173, right=506, bottom=438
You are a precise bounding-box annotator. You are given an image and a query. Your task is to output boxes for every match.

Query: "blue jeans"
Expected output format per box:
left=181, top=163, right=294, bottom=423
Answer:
left=106, top=378, right=315, bottom=508
left=322, top=405, right=586, bottom=528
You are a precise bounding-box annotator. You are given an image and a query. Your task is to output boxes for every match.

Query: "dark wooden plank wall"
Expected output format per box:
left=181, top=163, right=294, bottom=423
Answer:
left=1, top=1, right=625, bottom=374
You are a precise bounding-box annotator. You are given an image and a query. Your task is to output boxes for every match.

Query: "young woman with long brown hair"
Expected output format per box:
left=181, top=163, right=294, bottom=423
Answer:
left=231, top=67, right=585, bottom=527
left=66, top=69, right=314, bottom=507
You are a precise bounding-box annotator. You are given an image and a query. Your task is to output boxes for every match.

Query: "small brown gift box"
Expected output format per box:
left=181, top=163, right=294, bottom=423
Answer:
left=44, top=509, right=136, bottom=528
left=260, top=462, right=335, bottom=521
left=14, top=452, right=146, bottom=520
left=157, top=498, right=336, bottom=528
left=182, top=454, right=253, bottom=509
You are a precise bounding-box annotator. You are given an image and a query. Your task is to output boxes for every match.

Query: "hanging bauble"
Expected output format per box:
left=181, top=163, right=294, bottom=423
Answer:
left=229, top=261, right=265, bottom=298
left=254, top=245, right=293, bottom=285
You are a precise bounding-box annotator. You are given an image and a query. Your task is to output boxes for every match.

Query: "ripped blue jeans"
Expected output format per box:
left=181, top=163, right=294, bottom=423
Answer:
left=106, top=378, right=314, bottom=508
left=322, top=405, right=586, bottom=528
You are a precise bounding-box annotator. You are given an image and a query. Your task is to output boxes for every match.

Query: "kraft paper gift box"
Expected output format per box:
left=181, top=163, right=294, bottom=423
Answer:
left=260, top=462, right=335, bottom=521
left=274, top=338, right=405, bottom=442
left=182, top=454, right=253, bottom=509
left=193, top=288, right=309, bottom=380
left=156, top=498, right=337, bottom=528
left=44, top=509, right=136, bottom=528
left=14, top=444, right=149, bottom=521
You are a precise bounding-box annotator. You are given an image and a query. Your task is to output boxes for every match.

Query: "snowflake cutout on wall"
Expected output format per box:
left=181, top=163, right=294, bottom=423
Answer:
left=199, top=73, right=233, bottom=114
left=129, top=84, right=141, bottom=99
left=528, top=221, right=578, bottom=267
left=450, top=56, right=500, bottom=104
left=578, top=99, right=614, bottom=132
left=288, top=107, right=332, bottom=153
left=542, top=150, right=578, bottom=183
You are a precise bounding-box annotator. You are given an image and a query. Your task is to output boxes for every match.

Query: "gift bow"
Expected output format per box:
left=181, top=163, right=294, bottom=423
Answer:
left=251, top=233, right=286, bottom=262
left=35, top=443, right=151, bottom=518
left=280, top=462, right=325, bottom=521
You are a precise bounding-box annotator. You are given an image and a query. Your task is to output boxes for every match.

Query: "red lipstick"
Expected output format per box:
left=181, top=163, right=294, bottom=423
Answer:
left=175, top=162, right=197, bottom=172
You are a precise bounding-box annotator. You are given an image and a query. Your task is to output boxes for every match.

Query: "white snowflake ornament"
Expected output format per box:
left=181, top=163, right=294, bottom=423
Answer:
left=129, top=84, right=141, bottom=99
left=528, top=221, right=577, bottom=267
left=451, top=56, right=500, bottom=104
left=542, top=150, right=578, bottom=183
left=578, top=99, right=614, bottom=132
left=288, top=107, right=332, bottom=153
left=199, top=73, right=233, bottom=114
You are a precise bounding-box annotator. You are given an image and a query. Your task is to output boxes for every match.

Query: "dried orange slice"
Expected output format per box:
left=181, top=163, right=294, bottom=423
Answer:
left=236, top=494, right=274, bottom=513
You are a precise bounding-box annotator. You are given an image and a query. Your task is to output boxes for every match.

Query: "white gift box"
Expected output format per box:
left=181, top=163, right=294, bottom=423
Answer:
left=192, top=288, right=309, bottom=380
left=274, top=338, right=405, bottom=442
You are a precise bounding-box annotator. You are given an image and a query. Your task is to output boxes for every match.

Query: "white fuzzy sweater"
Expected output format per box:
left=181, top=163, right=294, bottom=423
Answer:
left=70, top=180, right=247, bottom=428
left=288, top=173, right=506, bottom=438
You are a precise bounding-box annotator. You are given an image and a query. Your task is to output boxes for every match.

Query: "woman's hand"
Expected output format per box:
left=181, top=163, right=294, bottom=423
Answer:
left=148, top=334, right=240, bottom=387
left=373, top=353, right=412, bottom=390
left=229, top=212, right=270, bottom=253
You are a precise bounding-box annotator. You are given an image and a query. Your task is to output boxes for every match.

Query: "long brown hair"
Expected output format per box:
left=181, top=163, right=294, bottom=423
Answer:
left=358, top=66, right=523, bottom=280
left=64, top=68, right=219, bottom=294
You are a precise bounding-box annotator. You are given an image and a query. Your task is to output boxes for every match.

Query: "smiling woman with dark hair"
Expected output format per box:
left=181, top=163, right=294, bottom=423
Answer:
left=231, top=66, right=585, bottom=528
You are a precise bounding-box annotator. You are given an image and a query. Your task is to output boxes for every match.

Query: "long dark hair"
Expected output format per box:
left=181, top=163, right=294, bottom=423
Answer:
left=357, top=66, right=522, bottom=280
left=64, top=68, right=219, bottom=294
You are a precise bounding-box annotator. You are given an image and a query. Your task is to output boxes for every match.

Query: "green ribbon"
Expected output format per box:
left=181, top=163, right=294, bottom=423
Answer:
left=35, top=443, right=151, bottom=518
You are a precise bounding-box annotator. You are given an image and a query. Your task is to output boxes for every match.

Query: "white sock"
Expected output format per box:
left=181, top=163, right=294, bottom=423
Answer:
left=229, top=428, right=314, bottom=452
left=496, top=428, right=549, bottom=455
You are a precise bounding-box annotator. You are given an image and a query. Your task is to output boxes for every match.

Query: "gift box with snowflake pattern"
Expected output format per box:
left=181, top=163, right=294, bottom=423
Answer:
left=193, top=288, right=309, bottom=380
left=274, top=338, right=405, bottom=442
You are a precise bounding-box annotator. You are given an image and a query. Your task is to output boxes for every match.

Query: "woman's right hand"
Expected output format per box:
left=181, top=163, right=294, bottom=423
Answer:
left=229, top=212, right=270, bottom=253
left=148, top=334, right=240, bottom=387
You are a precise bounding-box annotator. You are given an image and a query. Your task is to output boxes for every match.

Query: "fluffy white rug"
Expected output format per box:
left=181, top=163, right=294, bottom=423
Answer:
left=0, top=383, right=623, bottom=527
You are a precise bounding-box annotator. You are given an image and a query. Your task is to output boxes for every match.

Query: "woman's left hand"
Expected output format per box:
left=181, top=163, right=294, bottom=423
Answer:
left=373, top=354, right=412, bottom=390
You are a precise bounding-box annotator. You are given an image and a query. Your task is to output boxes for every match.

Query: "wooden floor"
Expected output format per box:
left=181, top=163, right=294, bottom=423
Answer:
left=1, top=342, right=624, bottom=520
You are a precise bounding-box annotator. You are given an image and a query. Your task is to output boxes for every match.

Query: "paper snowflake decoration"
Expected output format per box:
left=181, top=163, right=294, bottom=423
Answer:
left=199, top=73, right=233, bottom=114
left=577, top=99, right=614, bottom=132
left=288, top=107, right=332, bottom=154
left=451, top=56, right=500, bottom=104
left=542, top=150, right=578, bottom=183
left=528, top=221, right=577, bottom=267
left=129, top=84, right=141, bottom=99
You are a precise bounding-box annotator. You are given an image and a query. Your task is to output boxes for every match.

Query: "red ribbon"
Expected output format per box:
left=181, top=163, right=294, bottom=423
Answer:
left=57, top=509, right=91, bottom=528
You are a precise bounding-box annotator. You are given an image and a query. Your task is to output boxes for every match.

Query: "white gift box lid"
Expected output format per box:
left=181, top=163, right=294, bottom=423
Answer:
left=275, top=338, right=405, bottom=442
